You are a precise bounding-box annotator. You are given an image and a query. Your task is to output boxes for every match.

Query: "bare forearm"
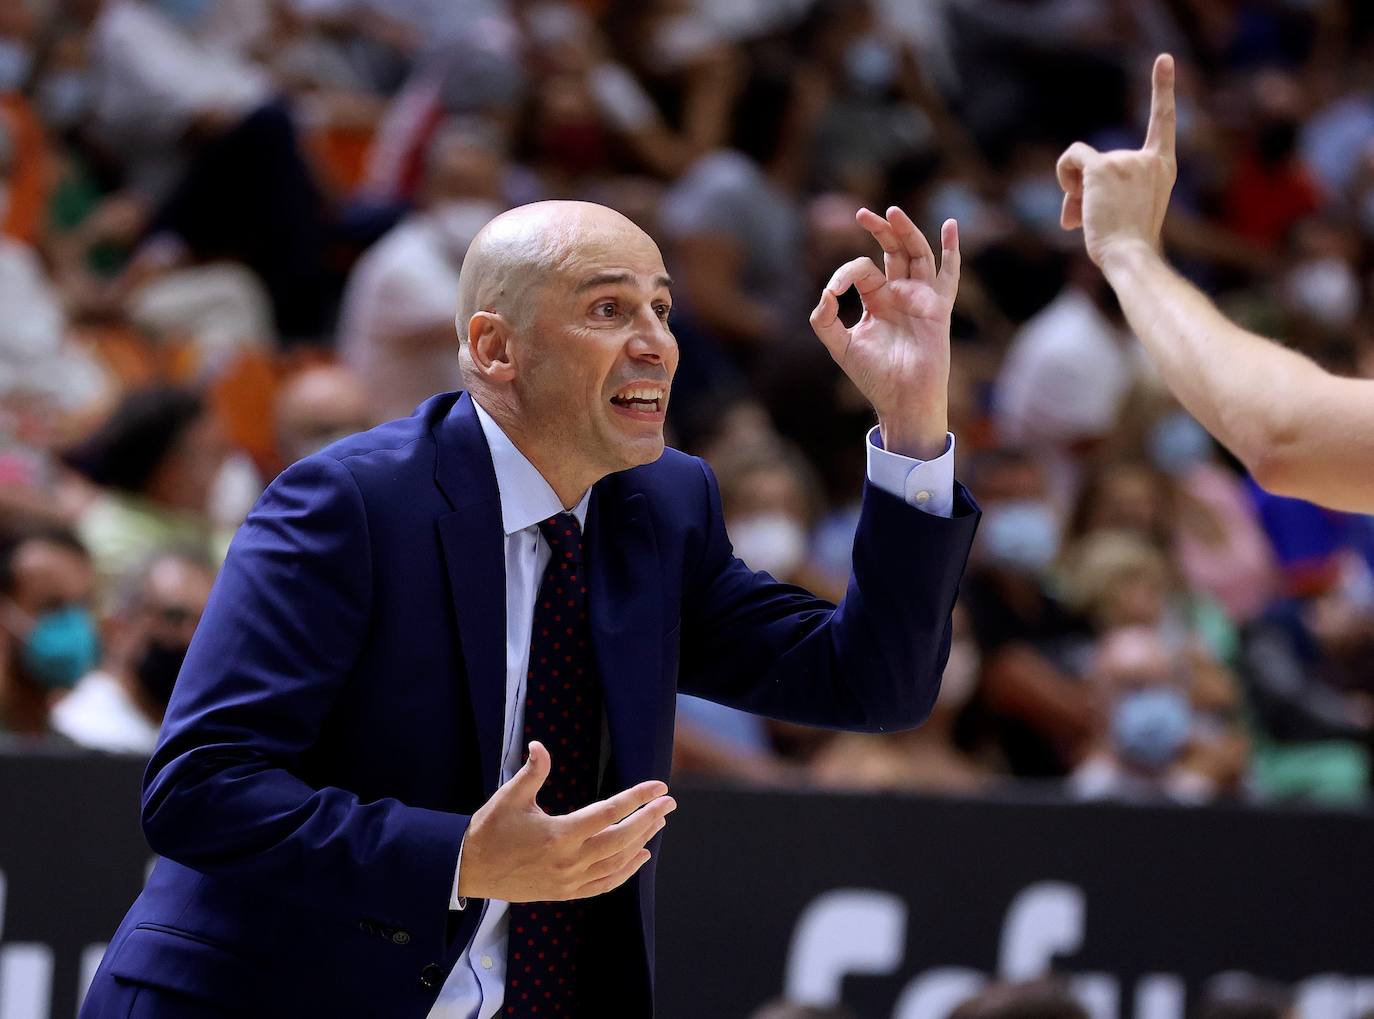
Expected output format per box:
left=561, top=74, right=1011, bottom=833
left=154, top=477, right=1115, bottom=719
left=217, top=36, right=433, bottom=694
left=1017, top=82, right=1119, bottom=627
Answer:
left=1100, top=243, right=1313, bottom=471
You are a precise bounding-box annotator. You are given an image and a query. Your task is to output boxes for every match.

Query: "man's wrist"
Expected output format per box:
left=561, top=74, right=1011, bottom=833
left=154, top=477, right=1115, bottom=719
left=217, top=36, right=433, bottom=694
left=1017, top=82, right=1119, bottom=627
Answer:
left=1097, top=237, right=1160, bottom=282
left=877, top=413, right=949, bottom=461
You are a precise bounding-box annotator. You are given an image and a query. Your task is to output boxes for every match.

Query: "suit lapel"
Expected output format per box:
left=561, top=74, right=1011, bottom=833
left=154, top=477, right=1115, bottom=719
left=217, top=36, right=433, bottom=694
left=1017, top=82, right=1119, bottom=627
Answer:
left=585, top=483, right=664, bottom=789
left=432, top=394, right=507, bottom=799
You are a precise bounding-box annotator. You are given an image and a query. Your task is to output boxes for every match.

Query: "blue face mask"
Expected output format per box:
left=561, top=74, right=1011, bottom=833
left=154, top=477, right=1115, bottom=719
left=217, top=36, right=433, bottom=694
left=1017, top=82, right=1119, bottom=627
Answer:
left=1111, top=687, right=1191, bottom=771
left=0, top=38, right=33, bottom=92
left=980, top=500, right=1060, bottom=576
left=153, top=0, right=214, bottom=26
left=844, top=36, right=898, bottom=96
left=1148, top=412, right=1213, bottom=476
left=21, top=606, right=100, bottom=690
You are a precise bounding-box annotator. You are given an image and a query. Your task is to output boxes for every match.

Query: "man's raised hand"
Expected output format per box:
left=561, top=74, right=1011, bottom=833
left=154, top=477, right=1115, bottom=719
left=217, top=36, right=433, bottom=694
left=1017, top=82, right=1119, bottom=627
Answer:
left=1057, top=53, right=1178, bottom=267
left=456, top=741, right=675, bottom=903
left=809, top=205, right=959, bottom=462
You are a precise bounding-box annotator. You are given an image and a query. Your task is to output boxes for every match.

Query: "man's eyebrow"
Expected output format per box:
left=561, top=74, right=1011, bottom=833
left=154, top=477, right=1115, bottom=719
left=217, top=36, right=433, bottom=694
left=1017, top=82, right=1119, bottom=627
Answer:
left=574, top=271, right=674, bottom=293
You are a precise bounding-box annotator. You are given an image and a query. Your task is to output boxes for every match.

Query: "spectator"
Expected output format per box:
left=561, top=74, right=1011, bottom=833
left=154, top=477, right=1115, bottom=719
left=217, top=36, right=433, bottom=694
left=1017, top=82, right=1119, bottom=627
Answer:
left=947, top=978, right=1089, bottom=1019
left=672, top=437, right=825, bottom=785
left=811, top=605, right=994, bottom=794
left=90, top=0, right=333, bottom=340
left=272, top=362, right=375, bottom=472
left=1058, top=529, right=1238, bottom=667
left=339, top=121, right=504, bottom=420
left=1071, top=626, right=1248, bottom=803
left=0, top=530, right=98, bottom=737
left=61, top=387, right=231, bottom=600
left=50, top=549, right=215, bottom=754
left=959, top=449, right=1098, bottom=778
left=993, top=260, right=1143, bottom=509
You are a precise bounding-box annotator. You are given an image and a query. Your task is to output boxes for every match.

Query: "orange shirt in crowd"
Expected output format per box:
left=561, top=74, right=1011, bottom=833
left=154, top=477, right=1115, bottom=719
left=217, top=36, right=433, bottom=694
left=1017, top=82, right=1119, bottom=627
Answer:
left=1, top=92, right=54, bottom=245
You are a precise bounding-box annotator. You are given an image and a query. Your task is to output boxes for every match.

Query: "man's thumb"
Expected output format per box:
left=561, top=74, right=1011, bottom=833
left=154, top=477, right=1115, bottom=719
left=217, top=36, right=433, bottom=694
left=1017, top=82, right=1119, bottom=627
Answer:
left=509, top=741, right=551, bottom=800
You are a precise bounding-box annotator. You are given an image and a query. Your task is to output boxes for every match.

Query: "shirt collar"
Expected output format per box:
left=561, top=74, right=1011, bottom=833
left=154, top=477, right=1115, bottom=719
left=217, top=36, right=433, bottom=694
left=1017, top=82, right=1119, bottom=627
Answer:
left=471, top=396, right=591, bottom=535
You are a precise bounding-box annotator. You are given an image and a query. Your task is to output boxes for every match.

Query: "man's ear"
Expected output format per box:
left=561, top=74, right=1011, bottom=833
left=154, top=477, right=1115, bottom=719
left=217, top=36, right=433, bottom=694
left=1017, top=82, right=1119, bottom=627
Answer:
left=465, top=311, right=517, bottom=382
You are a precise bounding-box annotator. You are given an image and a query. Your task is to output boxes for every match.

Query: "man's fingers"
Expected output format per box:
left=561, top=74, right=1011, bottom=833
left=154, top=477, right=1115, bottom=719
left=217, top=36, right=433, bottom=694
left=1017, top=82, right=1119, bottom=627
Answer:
left=582, top=795, right=675, bottom=863
left=824, top=256, right=890, bottom=308
left=857, top=206, right=909, bottom=281
left=886, top=206, right=936, bottom=283
left=573, top=848, right=653, bottom=899
left=809, top=288, right=849, bottom=357
left=811, top=256, right=887, bottom=357
left=1061, top=190, right=1083, bottom=230
left=1143, top=53, right=1176, bottom=160
left=936, top=218, right=960, bottom=299
left=1056, top=142, right=1100, bottom=230
left=582, top=819, right=667, bottom=882
left=1056, top=141, right=1100, bottom=195
left=506, top=741, right=551, bottom=804
left=563, top=778, right=669, bottom=838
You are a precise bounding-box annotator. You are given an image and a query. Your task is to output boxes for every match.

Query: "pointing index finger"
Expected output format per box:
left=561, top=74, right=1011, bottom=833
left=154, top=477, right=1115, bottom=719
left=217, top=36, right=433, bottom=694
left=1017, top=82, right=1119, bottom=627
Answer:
left=1143, top=53, right=1176, bottom=160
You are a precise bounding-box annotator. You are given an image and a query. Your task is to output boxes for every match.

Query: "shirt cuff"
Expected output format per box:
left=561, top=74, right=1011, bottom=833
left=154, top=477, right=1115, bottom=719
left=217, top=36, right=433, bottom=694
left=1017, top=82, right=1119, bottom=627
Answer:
left=865, top=426, right=956, bottom=518
left=450, top=834, right=468, bottom=911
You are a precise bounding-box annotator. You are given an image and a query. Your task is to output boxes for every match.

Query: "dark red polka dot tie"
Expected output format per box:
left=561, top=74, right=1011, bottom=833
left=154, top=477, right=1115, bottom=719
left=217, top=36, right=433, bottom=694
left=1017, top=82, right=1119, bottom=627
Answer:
left=505, top=513, right=602, bottom=1017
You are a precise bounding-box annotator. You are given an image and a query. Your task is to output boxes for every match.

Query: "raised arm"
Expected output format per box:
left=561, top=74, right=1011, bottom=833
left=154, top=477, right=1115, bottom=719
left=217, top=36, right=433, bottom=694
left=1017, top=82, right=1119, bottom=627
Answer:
left=1057, top=54, right=1374, bottom=512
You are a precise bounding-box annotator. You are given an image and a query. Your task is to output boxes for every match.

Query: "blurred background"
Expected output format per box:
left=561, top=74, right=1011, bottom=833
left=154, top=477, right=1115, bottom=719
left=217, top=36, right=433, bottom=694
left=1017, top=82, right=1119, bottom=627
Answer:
left=0, top=0, right=1373, bottom=1016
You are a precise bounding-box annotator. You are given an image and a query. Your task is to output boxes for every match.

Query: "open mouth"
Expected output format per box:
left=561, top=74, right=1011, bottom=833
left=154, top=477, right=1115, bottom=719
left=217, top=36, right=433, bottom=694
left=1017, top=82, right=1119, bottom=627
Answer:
left=609, top=384, right=666, bottom=415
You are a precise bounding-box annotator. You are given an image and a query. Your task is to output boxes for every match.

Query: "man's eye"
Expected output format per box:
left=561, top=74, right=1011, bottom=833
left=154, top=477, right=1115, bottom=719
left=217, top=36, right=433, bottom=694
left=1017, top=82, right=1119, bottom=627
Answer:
left=655, top=305, right=671, bottom=320
left=595, top=302, right=617, bottom=318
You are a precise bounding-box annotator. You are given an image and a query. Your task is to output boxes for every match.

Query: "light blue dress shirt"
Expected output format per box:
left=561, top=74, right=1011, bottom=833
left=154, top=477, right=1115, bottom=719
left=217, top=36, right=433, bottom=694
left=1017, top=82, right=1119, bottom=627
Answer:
left=428, top=400, right=955, bottom=1019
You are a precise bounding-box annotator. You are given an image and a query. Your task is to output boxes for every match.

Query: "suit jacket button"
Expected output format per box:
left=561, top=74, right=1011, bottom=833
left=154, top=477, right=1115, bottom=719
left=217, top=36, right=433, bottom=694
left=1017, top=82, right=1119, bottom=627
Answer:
left=393, top=930, right=411, bottom=945
left=420, top=963, right=444, bottom=989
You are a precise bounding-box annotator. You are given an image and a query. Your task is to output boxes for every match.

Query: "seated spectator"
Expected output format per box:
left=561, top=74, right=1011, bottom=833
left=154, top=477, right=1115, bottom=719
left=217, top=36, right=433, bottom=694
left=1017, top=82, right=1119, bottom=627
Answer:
left=672, top=437, right=824, bottom=785
left=90, top=0, right=332, bottom=340
left=61, top=387, right=231, bottom=602
left=50, top=549, right=214, bottom=754
left=811, top=606, right=994, bottom=794
left=993, top=261, right=1143, bottom=510
left=1058, top=528, right=1239, bottom=668
left=1139, top=407, right=1281, bottom=625
left=272, top=362, right=375, bottom=474
left=339, top=121, right=504, bottom=420
left=0, top=529, right=98, bottom=737
left=1239, top=587, right=1374, bottom=804
left=947, top=978, right=1088, bottom=1019
left=1071, top=627, right=1249, bottom=803
left=958, top=449, right=1098, bottom=778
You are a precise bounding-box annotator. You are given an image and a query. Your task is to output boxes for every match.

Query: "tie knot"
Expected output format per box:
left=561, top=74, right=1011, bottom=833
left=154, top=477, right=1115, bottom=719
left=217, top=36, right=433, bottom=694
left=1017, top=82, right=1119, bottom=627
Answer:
left=538, top=513, right=583, bottom=563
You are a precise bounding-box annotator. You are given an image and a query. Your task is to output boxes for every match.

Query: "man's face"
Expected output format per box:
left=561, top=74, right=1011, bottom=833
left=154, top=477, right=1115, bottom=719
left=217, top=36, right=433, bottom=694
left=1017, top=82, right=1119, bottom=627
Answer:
left=9, top=540, right=95, bottom=622
left=515, top=228, right=678, bottom=478
left=134, top=557, right=213, bottom=656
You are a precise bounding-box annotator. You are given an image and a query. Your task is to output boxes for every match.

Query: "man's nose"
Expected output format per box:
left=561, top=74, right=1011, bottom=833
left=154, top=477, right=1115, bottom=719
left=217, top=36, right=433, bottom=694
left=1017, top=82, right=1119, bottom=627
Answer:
left=629, top=314, right=676, bottom=363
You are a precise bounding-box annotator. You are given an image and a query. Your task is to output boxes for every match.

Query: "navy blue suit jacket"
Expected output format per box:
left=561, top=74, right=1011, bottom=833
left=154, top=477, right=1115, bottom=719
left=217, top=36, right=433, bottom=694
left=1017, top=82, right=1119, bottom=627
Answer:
left=81, top=392, right=979, bottom=1018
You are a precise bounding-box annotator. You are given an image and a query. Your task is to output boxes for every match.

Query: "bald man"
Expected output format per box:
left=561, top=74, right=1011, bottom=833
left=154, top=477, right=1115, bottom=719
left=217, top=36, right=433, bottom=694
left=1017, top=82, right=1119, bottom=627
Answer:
left=81, top=202, right=980, bottom=1018
left=1057, top=55, right=1374, bottom=512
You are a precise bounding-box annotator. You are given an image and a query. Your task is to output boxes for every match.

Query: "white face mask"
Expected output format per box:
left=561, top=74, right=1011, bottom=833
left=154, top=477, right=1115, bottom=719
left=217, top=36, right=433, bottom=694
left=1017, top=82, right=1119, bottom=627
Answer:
left=730, top=513, right=809, bottom=579
left=1284, top=257, right=1360, bottom=330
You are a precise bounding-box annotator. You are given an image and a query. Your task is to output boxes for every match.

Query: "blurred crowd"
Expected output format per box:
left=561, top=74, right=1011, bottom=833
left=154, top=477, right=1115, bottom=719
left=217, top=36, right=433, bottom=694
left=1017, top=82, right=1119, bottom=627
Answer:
left=1, top=0, right=1373, bottom=807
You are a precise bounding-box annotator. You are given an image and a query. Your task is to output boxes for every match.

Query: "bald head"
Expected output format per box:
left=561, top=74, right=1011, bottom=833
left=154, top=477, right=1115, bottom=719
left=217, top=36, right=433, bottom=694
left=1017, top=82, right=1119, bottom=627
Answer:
left=456, top=201, right=658, bottom=329
left=455, top=199, right=678, bottom=504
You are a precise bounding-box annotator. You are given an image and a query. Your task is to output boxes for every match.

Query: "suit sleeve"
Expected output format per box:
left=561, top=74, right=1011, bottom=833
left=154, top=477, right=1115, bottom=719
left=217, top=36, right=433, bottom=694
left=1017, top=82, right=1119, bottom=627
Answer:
left=676, top=457, right=979, bottom=731
left=140, top=454, right=468, bottom=940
